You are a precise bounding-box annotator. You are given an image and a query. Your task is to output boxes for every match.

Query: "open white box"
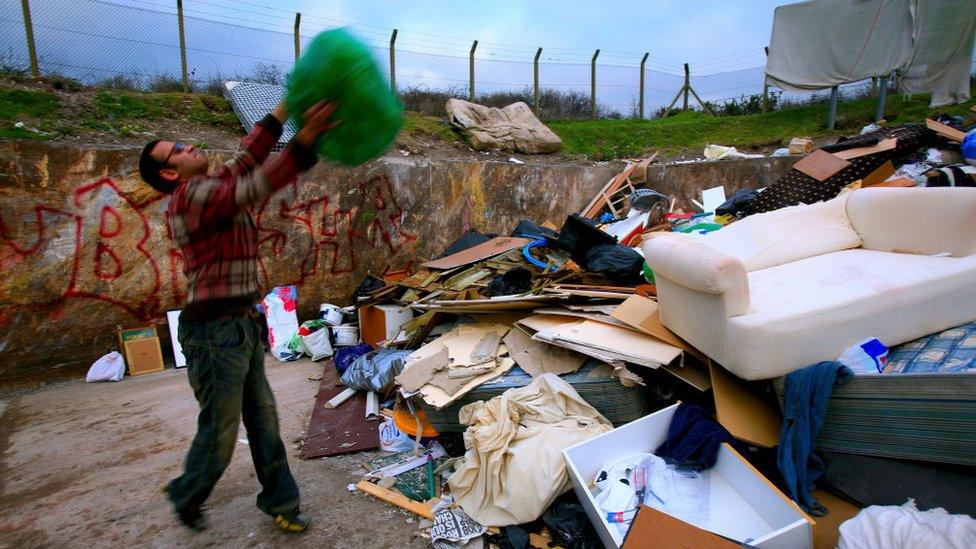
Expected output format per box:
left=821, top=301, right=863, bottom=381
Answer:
left=563, top=403, right=813, bottom=549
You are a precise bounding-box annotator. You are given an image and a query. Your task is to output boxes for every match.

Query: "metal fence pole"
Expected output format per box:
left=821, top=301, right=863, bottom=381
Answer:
left=20, top=0, right=39, bottom=78
left=875, top=73, right=889, bottom=121
left=639, top=52, right=648, bottom=119
left=827, top=85, right=839, bottom=130
left=762, top=47, right=769, bottom=112
left=533, top=47, right=541, bottom=116
left=590, top=49, right=599, bottom=119
left=682, top=63, right=690, bottom=111
left=176, top=0, right=189, bottom=92
left=293, top=13, right=301, bottom=61
left=469, top=40, right=478, bottom=102
left=390, top=29, right=397, bottom=94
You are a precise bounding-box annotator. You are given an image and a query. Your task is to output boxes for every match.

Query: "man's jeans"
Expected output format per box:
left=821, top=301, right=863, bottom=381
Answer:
left=167, top=313, right=300, bottom=516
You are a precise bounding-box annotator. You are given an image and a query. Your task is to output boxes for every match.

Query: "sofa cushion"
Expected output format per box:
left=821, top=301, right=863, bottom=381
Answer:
left=692, top=194, right=862, bottom=272
left=722, top=249, right=976, bottom=379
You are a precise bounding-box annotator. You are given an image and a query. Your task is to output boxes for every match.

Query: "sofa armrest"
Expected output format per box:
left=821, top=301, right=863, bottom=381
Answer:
left=847, top=187, right=976, bottom=257
left=643, top=234, right=750, bottom=316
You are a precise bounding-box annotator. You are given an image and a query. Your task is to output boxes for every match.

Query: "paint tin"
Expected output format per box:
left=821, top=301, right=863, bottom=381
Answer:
left=319, top=303, right=344, bottom=326
left=331, top=324, right=360, bottom=346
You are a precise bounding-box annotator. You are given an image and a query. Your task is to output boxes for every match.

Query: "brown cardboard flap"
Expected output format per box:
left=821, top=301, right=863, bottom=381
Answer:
left=611, top=296, right=706, bottom=360
left=422, top=237, right=530, bottom=269
left=861, top=160, right=895, bottom=187
left=710, top=362, right=781, bottom=448
left=622, top=505, right=740, bottom=549
left=792, top=149, right=851, bottom=181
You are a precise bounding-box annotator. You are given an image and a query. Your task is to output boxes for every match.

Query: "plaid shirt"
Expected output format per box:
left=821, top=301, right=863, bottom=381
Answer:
left=168, top=115, right=316, bottom=318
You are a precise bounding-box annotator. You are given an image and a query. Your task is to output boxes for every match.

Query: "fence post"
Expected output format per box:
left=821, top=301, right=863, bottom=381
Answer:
left=293, top=12, right=300, bottom=61
left=469, top=40, right=478, bottom=102
left=827, top=85, right=839, bottom=130
left=176, top=0, right=189, bottom=92
left=762, top=47, right=769, bottom=112
left=590, top=49, right=599, bottom=119
left=875, top=73, right=889, bottom=122
left=682, top=63, right=689, bottom=111
left=639, top=52, right=648, bottom=119
left=533, top=47, right=542, bottom=116
left=389, top=29, right=397, bottom=94
left=20, top=0, right=39, bottom=78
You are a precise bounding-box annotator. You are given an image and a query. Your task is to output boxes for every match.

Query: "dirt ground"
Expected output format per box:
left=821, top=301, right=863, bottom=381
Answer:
left=0, top=358, right=427, bottom=548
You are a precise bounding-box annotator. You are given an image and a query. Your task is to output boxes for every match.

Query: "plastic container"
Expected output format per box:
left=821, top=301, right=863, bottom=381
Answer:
left=319, top=303, right=344, bottom=326
left=332, top=324, right=360, bottom=347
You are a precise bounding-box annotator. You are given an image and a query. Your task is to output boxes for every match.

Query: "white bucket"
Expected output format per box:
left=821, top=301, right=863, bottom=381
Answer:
left=319, top=303, right=344, bottom=326
left=331, top=324, right=360, bottom=347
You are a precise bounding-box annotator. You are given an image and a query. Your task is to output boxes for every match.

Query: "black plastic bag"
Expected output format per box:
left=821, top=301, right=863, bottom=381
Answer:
left=716, top=188, right=759, bottom=218
left=486, top=268, right=533, bottom=297
left=542, top=493, right=603, bottom=549
left=353, top=275, right=386, bottom=300
left=584, top=243, right=645, bottom=285
left=511, top=219, right=559, bottom=241
left=557, top=214, right=617, bottom=264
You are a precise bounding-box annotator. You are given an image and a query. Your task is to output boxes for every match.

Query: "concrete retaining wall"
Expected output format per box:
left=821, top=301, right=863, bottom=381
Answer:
left=0, top=140, right=796, bottom=382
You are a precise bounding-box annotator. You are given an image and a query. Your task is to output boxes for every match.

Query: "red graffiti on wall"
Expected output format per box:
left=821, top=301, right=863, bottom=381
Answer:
left=0, top=174, right=417, bottom=322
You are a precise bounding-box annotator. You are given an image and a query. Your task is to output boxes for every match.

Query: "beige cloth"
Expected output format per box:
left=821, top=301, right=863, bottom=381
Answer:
left=445, top=99, right=562, bottom=154
left=448, top=373, right=611, bottom=526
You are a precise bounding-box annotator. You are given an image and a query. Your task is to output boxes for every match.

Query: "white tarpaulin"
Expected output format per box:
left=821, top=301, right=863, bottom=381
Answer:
left=765, top=0, right=975, bottom=107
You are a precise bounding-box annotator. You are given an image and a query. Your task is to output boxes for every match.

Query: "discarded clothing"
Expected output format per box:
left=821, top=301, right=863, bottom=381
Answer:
left=777, top=361, right=853, bottom=515
left=448, top=373, right=612, bottom=526
left=838, top=499, right=976, bottom=549
left=542, top=493, right=603, bottom=549
left=655, top=403, right=734, bottom=470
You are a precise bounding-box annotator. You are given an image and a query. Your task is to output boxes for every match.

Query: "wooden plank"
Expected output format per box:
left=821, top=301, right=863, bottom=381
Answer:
left=926, top=118, right=966, bottom=142
left=355, top=480, right=434, bottom=519
left=833, top=137, right=897, bottom=160
left=792, top=149, right=851, bottom=181
left=422, top=237, right=530, bottom=270
left=301, top=368, right=379, bottom=459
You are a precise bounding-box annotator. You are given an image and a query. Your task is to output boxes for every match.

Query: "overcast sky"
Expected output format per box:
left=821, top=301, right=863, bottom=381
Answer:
left=2, top=0, right=810, bottom=114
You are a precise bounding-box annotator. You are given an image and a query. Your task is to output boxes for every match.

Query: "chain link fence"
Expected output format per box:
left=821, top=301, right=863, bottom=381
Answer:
left=3, top=0, right=973, bottom=119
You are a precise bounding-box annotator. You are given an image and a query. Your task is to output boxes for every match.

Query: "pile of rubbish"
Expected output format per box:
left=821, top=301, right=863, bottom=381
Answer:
left=135, top=112, right=975, bottom=548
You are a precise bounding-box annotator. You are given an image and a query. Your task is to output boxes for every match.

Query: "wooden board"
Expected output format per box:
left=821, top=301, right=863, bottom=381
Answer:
left=123, top=336, right=165, bottom=375
left=861, top=160, right=895, bottom=187
left=792, top=149, right=851, bottom=181
left=622, top=505, right=740, bottom=549
left=709, top=362, right=780, bottom=448
left=301, top=367, right=379, bottom=459
left=832, top=138, right=897, bottom=160
left=925, top=118, right=967, bottom=142
left=422, top=237, right=530, bottom=270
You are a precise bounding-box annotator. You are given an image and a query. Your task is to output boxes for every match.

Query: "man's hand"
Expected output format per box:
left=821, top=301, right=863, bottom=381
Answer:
left=294, top=101, right=338, bottom=148
left=271, top=100, right=287, bottom=125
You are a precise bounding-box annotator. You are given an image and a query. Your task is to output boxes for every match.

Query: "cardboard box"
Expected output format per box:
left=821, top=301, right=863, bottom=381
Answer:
left=563, top=404, right=812, bottom=549
left=359, top=304, right=415, bottom=347
left=117, top=325, right=165, bottom=376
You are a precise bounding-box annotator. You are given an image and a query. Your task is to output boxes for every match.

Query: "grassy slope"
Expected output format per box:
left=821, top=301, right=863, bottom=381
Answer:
left=2, top=82, right=973, bottom=160
left=548, top=91, right=976, bottom=159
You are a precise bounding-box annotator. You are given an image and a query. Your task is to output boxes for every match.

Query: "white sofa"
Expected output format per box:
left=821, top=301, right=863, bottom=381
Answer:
left=642, top=187, right=976, bottom=380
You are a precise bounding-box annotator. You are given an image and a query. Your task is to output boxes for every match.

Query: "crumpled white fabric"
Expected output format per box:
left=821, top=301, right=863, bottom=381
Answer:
left=704, top=144, right=764, bottom=161
left=448, top=373, right=612, bottom=526
left=838, top=499, right=976, bottom=549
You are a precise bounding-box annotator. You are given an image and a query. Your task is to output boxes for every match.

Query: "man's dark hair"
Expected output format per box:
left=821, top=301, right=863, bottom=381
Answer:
left=139, top=139, right=176, bottom=194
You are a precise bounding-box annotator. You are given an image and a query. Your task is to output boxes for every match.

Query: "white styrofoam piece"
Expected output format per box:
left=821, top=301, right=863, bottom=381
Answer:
left=702, top=185, right=727, bottom=213
left=166, top=309, right=186, bottom=368
left=562, top=404, right=811, bottom=549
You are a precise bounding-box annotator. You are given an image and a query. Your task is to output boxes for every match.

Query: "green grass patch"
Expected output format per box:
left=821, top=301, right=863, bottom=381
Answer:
left=92, top=90, right=238, bottom=129
left=0, top=88, right=60, bottom=120
left=401, top=111, right=461, bottom=143
left=547, top=91, right=976, bottom=160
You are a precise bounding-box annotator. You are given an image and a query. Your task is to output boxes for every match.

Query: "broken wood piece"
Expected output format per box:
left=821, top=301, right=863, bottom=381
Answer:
left=503, top=328, right=586, bottom=378
left=443, top=266, right=492, bottom=291
left=325, top=387, right=358, bottom=409
left=470, top=330, right=504, bottom=364
left=832, top=137, right=897, bottom=160
left=365, top=391, right=379, bottom=421
left=788, top=137, right=812, bottom=155
left=792, top=149, right=851, bottom=181
left=355, top=480, right=434, bottom=520
left=925, top=118, right=966, bottom=142
left=398, top=345, right=450, bottom=393
left=419, top=357, right=516, bottom=409
left=445, top=363, right=498, bottom=379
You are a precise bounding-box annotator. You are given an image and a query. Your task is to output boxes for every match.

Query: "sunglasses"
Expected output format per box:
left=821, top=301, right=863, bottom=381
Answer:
left=164, top=142, right=187, bottom=164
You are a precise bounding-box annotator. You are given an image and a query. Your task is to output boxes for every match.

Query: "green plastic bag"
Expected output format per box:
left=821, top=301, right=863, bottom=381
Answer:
left=287, top=28, right=403, bottom=166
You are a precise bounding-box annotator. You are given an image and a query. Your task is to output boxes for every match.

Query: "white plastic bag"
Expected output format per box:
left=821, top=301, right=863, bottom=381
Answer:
left=86, top=351, right=125, bottom=382
left=259, top=286, right=301, bottom=362
left=378, top=416, right=415, bottom=452
left=302, top=327, right=334, bottom=361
